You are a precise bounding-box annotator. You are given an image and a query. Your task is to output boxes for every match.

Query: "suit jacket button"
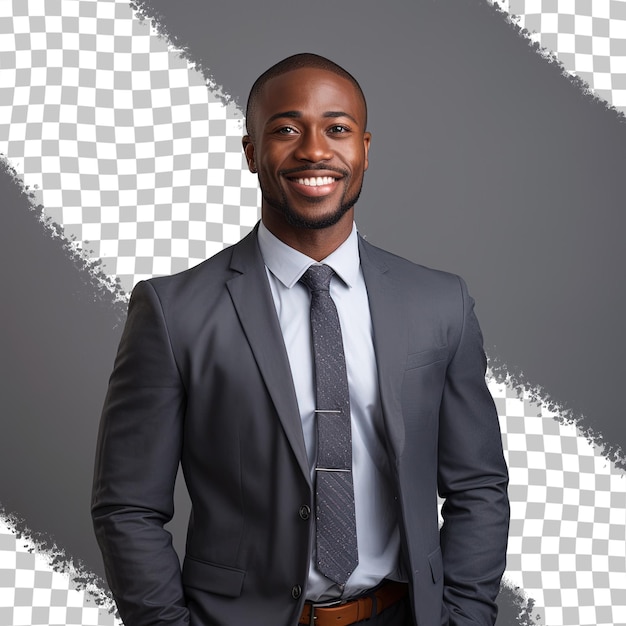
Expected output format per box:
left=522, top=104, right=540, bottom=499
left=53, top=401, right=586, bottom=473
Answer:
left=299, top=505, right=311, bottom=520
left=291, top=584, right=302, bottom=599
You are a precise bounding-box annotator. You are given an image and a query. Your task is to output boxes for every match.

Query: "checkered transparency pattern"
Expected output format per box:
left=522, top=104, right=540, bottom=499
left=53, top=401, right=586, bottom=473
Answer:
left=490, top=0, right=626, bottom=112
left=490, top=377, right=626, bottom=626
left=1, top=1, right=626, bottom=626
left=0, top=0, right=260, bottom=294
left=0, top=519, right=121, bottom=626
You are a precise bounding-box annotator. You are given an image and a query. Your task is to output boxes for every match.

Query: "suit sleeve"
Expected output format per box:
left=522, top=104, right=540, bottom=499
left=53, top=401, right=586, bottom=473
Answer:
left=91, top=280, right=189, bottom=626
left=437, top=277, right=510, bottom=625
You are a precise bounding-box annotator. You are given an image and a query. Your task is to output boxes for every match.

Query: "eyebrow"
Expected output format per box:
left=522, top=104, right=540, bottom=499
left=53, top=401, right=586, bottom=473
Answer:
left=324, top=111, right=358, bottom=124
left=266, top=110, right=359, bottom=125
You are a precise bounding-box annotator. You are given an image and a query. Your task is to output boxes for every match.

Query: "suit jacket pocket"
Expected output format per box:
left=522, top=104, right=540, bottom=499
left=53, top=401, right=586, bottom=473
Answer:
left=405, top=346, right=447, bottom=371
left=182, top=555, right=246, bottom=597
left=402, top=346, right=448, bottom=433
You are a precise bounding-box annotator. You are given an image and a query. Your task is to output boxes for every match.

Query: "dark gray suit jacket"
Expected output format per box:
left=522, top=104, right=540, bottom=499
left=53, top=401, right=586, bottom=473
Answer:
left=92, top=225, right=509, bottom=626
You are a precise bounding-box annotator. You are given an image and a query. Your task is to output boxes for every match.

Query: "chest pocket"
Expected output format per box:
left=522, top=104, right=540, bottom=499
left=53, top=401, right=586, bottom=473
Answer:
left=405, top=346, right=447, bottom=370
left=402, top=346, right=448, bottom=431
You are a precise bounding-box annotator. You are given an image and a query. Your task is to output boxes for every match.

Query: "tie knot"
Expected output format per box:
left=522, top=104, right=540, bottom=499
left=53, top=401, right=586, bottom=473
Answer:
left=300, top=264, right=335, bottom=293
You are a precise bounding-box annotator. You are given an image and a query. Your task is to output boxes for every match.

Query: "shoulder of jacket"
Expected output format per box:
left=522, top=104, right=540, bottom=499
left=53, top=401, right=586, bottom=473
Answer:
left=358, top=235, right=464, bottom=290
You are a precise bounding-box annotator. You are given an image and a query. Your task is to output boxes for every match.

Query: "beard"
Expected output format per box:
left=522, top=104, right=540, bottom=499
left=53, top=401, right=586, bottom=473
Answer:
left=259, top=175, right=363, bottom=230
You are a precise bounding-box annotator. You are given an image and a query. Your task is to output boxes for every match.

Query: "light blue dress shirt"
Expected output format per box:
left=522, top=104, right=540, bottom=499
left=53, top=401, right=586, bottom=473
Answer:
left=257, top=221, right=402, bottom=602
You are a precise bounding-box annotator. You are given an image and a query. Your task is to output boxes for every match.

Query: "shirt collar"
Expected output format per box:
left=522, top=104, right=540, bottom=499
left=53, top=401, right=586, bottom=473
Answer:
left=257, top=220, right=360, bottom=289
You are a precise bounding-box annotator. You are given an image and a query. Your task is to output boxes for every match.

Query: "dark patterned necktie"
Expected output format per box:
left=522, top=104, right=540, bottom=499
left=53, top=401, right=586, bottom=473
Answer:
left=300, top=264, right=358, bottom=587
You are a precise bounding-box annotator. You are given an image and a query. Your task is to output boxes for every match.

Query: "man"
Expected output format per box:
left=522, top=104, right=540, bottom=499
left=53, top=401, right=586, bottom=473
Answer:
left=92, top=53, right=509, bottom=626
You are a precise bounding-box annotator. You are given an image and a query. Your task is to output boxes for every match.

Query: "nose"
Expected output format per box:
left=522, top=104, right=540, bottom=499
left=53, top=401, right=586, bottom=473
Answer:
left=293, top=130, right=332, bottom=163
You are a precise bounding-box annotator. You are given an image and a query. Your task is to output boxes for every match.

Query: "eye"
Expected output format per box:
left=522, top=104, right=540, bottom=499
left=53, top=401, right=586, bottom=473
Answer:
left=276, top=126, right=298, bottom=135
left=328, top=124, right=350, bottom=134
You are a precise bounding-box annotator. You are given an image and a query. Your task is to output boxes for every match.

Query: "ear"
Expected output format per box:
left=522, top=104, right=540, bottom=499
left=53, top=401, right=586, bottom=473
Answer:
left=242, top=136, right=257, bottom=173
left=363, top=131, right=371, bottom=172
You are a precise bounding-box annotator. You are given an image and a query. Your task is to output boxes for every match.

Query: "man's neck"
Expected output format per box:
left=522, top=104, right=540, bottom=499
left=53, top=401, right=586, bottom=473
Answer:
left=260, top=211, right=354, bottom=261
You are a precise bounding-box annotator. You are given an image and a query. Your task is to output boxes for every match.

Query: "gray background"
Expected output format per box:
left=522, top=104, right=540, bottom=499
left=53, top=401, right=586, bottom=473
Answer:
left=1, top=0, right=624, bottom=624
left=153, top=0, right=625, bottom=460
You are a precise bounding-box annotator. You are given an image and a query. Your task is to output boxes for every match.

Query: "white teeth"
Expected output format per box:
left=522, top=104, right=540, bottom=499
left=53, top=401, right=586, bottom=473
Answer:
left=296, top=176, right=336, bottom=186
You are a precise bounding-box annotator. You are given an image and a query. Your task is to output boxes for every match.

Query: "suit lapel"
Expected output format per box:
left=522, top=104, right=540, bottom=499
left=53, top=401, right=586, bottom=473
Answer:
left=225, top=230, right=406, bottom=478
left=359, top=237, right=407, bottom=463
left=226, top=228, right=311, bottom=484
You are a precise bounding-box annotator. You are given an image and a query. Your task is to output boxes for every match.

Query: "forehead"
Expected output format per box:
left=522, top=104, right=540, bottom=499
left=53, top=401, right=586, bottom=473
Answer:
left=255, top=67, right=366, bottom=126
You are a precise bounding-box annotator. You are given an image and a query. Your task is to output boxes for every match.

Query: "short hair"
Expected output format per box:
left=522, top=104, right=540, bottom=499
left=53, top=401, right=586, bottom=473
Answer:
left=245, top=53, right=367, bottom=138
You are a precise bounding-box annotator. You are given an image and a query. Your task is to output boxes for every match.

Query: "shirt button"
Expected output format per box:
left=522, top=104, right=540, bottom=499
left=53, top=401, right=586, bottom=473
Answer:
left=299, top=505, right=311, bottom=520
left=291, top=584, right=302, bottom=599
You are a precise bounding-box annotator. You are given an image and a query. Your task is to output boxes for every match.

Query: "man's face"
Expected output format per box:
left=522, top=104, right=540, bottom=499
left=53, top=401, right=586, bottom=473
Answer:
left=243, top=67, right=370, bottom=232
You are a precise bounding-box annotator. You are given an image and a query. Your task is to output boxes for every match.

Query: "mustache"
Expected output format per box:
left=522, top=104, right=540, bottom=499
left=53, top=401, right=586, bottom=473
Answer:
left=279, top=164, right=349, bottom=177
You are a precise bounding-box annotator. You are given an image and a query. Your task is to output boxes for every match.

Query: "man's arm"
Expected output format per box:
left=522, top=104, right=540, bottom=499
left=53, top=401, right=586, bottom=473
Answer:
left=92, top=280, right=189, bottom=626
left=437, top=277, right=510, bottom=625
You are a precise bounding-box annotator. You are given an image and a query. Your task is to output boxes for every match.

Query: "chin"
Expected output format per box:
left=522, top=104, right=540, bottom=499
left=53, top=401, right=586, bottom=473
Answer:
left=261, top=182, right=361, bottom=232
left=283, top=205, right=351, bottom=230
left=283, top=192, right=360, bottom=231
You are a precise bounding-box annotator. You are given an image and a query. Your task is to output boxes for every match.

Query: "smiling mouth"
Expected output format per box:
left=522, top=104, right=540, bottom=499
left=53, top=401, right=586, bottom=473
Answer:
left=294, top=176, right=338, bottom=187
left=284, top=174, right=342, bottom=198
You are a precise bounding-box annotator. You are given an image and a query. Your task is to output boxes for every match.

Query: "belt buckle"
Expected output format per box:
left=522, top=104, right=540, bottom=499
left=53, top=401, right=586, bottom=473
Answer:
left=307, top=596, right=346, bottom=625
left=311, top=597, right=345, bottom=609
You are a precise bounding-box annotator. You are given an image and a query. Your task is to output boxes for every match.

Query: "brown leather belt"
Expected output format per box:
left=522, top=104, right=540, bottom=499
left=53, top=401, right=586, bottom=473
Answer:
left=299, top=580, right=408, bottom=626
